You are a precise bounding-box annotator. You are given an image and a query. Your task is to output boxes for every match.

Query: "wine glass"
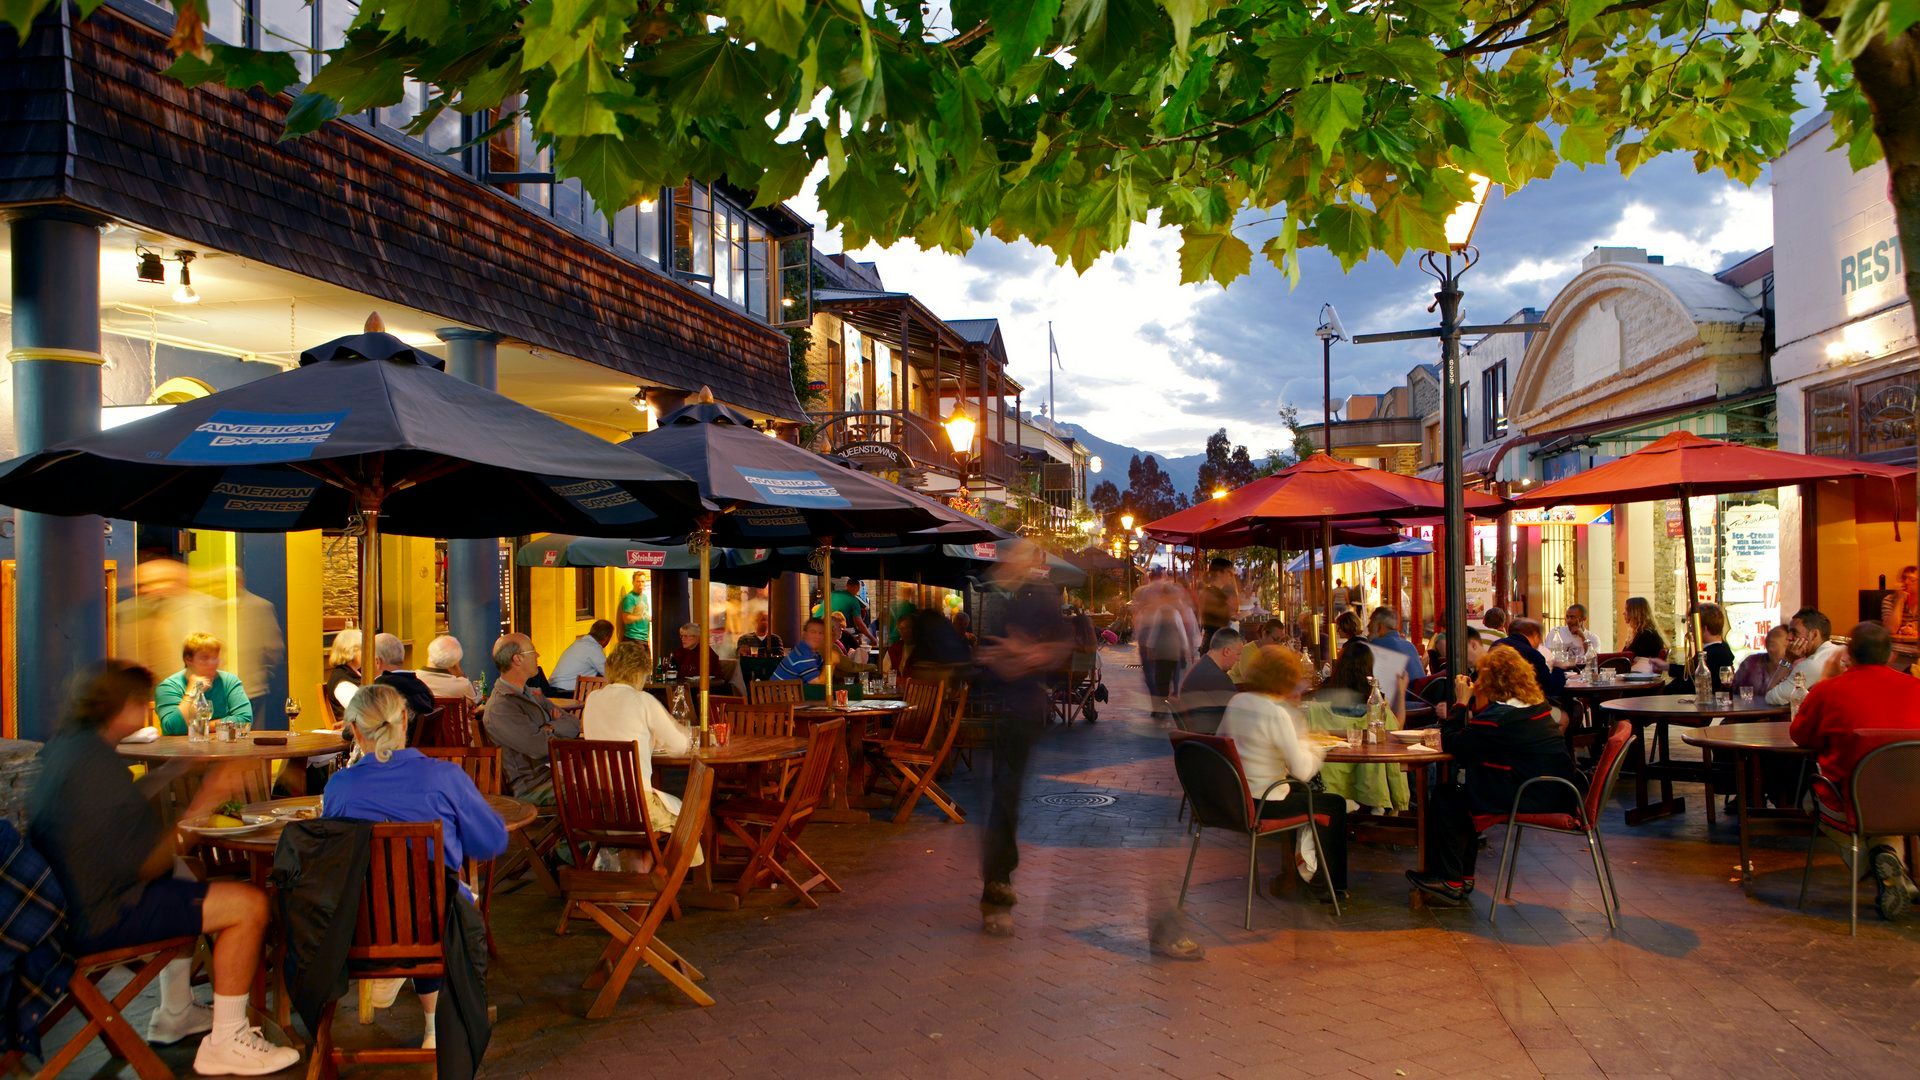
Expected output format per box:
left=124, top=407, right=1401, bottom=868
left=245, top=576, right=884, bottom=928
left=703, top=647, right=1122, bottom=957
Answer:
left=285, top=696, right=303, bottom=729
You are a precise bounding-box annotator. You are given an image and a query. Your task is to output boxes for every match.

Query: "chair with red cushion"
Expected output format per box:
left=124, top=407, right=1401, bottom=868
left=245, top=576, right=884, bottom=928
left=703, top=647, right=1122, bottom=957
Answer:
left=1797, top=737, right=1920, bottom=936
left=1473, top=720, right=1634, bottom=929
left=1170, top=731, right=1340, bottom=929
left=1409, top=674, right=1451, bottom=713
left=1595, top=652, right=1632, bottom=674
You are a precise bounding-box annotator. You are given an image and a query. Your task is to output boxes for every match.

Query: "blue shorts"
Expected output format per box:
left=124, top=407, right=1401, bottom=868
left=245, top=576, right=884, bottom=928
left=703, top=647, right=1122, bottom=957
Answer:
left=79, top=877, right=208, bottom=953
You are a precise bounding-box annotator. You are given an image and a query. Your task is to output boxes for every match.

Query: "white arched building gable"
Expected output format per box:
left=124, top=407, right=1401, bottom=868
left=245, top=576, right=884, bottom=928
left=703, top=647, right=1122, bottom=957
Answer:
left=1509, top=259, right=1767, bottom=434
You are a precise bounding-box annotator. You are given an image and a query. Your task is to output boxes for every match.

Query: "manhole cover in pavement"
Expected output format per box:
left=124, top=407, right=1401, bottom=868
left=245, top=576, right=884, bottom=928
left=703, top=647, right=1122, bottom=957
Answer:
left=1036, top=792, right=1117, bottom=808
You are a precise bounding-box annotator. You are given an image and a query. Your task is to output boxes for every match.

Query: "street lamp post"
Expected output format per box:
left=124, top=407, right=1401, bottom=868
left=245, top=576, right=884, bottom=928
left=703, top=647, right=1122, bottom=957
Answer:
left=1352, top=175, right=1545, bottom=679
left=1313, top=303, right=1347, bottom=661
left=944, top=408, right=978, bottom=488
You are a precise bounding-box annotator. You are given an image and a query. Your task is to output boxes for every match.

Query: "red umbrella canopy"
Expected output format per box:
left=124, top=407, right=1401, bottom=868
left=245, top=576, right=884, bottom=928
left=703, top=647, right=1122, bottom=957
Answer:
left=1507, top=431, right=1912, bottom=510
left=1144, top=453, right=1507, bottom=547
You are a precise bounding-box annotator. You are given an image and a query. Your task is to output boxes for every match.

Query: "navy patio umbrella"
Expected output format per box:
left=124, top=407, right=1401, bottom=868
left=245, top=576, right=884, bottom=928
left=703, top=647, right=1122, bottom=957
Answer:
left=515, top=535, right=781, bottom=585
left=0, top=318, right=706, bottom=641
left=622, top=390, right=999, bottom=723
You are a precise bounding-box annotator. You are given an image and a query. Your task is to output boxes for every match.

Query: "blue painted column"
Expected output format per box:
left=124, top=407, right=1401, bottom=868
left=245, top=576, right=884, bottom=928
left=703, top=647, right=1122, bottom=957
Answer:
left=9, top=210, right=106, bottom=740
left=239, top=534, right=289, bottom=729
left=438, top=329, right=502, bottom=684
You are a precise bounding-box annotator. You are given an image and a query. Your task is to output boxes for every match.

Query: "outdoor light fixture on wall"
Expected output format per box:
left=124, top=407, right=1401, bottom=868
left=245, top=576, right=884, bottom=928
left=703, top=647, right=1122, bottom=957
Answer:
left=630, top=387, right=650, bottom=413
left=171, top=251, right=200, bottom=304
left=135, top=247, right=166, bottom=284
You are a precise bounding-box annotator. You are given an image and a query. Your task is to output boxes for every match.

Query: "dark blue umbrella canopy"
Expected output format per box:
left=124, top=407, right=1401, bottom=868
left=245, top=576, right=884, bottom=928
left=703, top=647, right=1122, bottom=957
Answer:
left=622, top=395, right=995, bottom=545
left=823, top=541, right=1086, bottom=588
left=0, top=328, right=706, bottom=539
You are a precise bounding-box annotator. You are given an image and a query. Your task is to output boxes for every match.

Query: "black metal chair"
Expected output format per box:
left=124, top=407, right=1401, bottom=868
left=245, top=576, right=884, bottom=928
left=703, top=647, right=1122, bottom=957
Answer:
left=1798, top=738, right=1920, bottom=936
left=1170, top=732, right=1340, bottom=929
left=1477, top=720, right=1635, bottom=930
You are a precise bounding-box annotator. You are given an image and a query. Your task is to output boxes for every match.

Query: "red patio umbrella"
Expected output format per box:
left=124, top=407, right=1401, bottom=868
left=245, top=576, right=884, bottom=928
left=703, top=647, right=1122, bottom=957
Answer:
left=1508, top=431, right=1915, bottom=626
left=1145, top=453, right=1508, bottom=654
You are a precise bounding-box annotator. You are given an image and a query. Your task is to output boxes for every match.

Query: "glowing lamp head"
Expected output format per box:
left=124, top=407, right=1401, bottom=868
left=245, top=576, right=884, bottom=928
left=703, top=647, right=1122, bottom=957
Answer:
left=1443, top=173, right=1494, bottom=250
left=944, top=410, right=977, bottom=454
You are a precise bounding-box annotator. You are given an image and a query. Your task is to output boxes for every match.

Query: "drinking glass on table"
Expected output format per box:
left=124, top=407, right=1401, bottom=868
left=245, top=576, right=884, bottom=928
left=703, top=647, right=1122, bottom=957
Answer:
left=285, top=696, right=302, bottom=727
left=1737, top=685, right=1756, bottom=704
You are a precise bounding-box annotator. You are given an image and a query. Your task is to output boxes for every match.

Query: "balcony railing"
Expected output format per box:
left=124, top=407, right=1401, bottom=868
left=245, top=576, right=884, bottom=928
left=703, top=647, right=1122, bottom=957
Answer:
left=810, top=411, right=1017, bottom=483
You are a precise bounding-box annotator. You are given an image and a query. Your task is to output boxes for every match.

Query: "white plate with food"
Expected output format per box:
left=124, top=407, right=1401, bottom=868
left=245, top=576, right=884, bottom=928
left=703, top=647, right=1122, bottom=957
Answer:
left=1389, top=730, right=1430, bottom=744
left=180, top=801, right=276, bottom=837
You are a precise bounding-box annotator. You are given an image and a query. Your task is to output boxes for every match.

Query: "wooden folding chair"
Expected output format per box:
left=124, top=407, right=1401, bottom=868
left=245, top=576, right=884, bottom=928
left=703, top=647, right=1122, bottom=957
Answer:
left=862, top=679, right=945, bottom=792
left=750, top=678, right=805, bottom=705
left=420, top=745, right=504, bottom=954
left=308, top=822, right=446, bottom=1079
left=872, top=698, right=968, bottom=824
left=712, top=719, right=844, bottom=908
left=559, top=762, right=715, bottom=1019
left=427, top=695, right=478, bottom=748
left=573, top=675, right=608, bottom=701
left=548, top=739, right=672, bottom=934
left=0, top=937, right=198, bottom=1080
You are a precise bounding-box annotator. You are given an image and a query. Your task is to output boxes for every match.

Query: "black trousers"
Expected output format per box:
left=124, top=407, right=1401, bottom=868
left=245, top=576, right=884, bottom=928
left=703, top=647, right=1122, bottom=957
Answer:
left=1142, top=658, right=1182, bottom=698
left=982, top=707, right=1041, bottom=899
left=1262, top=786, right=1349, bottom=891
left=1425, top=784, right=1483, bottom=882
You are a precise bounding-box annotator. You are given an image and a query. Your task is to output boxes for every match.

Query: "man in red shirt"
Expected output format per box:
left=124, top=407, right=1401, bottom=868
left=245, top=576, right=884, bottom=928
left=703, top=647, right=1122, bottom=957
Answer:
left=1790, top=622, right=1920, bottom=921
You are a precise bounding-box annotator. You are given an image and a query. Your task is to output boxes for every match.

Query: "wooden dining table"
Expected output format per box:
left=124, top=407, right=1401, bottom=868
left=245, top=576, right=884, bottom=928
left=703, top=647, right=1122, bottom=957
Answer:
left=117, top=730, right=350, bottom=764
left=1680, top=721, right=1813, bottom=890
left=791, top=699, right=910, bottom=823
left=1601, top=694, right=1789, bottom=825
left=1322, top=739, right=1453, bottom=907
left=654, top=735, right=808, bottom=909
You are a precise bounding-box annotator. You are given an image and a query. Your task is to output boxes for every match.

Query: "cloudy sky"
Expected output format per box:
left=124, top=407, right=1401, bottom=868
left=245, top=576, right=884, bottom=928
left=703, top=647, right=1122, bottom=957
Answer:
left=789, top=150, right=1777, bottom=460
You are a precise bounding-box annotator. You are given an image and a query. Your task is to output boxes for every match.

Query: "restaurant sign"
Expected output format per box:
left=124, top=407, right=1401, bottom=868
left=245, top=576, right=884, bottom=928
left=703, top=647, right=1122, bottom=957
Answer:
left=1511, top=505, right=1614, bottom=527
left=625, top=548, right=667, bottom=568
left=838, top=441, right=913, bottom=469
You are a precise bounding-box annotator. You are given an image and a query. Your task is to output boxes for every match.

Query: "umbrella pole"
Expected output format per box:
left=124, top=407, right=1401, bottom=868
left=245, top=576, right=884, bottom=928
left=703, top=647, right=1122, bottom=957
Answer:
left=1321, top=519, right=1335, bottom=664
left=697, top=517, right=712, bottom=738
left=1680, top=489, right=1700, bottom=632
left=822, top=545, right=834, bottom=691
left=358, top=498, right=382, bottom=650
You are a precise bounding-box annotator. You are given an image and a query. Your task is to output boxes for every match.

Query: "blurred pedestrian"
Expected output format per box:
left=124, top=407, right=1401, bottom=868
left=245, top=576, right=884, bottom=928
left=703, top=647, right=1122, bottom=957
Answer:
left=972, top=541, right=1071, bottom=937
left=31, top=660, right=300, bottom=1074
left=231, top=570, right=285, bottom=728
left=117, top=558, right=217, bottom=680
left=1135, top=569, right=1198, bottom=718
left=1195, top=557, right=1240, bottom=646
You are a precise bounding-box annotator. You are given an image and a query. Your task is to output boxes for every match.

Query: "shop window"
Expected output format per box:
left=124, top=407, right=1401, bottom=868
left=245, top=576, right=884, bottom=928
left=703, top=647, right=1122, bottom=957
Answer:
left=1807, top=384, right=1852, bottom=457
left=1858, top=373, right=1916, bottom=458
left=1806, top=370, right=1916, bottom=462
left=1481, top=362, right=1508, bottom=442
left=771, top=233, right=812, bottom=327
left=671, top=183, right=715, bottom=281
left=574, top=568, right=594, bottom=620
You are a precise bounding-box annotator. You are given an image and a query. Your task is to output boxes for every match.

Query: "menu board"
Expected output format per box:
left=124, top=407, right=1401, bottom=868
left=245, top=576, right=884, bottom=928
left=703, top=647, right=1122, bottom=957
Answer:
left=1720, top=502, right=1781, bottom=652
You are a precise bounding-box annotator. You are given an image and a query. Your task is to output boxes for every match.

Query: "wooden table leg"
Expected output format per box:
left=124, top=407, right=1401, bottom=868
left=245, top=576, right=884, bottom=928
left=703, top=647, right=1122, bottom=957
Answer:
left=814, top=717, right=873, bottom=824
left=1624, top=720, right=1688, bottom=825
left=1735, top=748, right=1755, bottom=890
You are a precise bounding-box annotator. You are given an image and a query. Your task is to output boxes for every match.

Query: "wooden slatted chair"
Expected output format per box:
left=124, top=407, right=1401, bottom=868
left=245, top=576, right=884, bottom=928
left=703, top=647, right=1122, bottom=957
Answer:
left=712, top=719, right=844, bottom=908
left=714, top=700, right=797, bottom=797
left=573, top=675, right=608, bottom=701
left=308, top=822, right=447, bottom=1078
left=750, top=678, right=805, bottom=705
left=428, top=695, right=478, bottom=748
left=548, top=738, right=672, bottom=934
left=419, top=745, right=504, bottom=954
left=862, top=679, right=946, bottom=793
left=1, top=937, right=198, bottom=1080
left=872, top=695, right=968, bottom=825
left=559, top=762, right=715, bottom=1018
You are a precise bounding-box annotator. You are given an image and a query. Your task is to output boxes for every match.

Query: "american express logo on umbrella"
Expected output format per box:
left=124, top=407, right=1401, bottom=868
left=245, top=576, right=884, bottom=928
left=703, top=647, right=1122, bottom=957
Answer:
left=167, top=410, right=347, bottom=463
left=734, top=468, right=852, bottom=507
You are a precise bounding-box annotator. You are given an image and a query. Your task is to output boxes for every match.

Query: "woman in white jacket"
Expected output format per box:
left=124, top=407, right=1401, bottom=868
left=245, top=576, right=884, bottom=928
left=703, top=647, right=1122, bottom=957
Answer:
left=581, top=641, right=694, bottom=840
left=1216, top=644, right=1349, bottom=897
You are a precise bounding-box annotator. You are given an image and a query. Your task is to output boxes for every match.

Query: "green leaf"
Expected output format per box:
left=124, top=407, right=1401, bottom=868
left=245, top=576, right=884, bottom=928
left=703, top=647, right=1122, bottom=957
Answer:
left=281, top=93, right=343, bottom=139
left=1309, top=204, right=1374, bottom=270
left=377, top=0, right=456, bottom=44
left=1293, top=83, right=1366, bottom=157
left=1177, top=227, right=1252, bottom=285
left=554, top=133, right=651, bottom=217
left=1158, top=0, right=1215, bottom=52
left=164, top=43, right=301, bottom=93
left=753, top=144, right=816, bottom=207
left=1505, top=123, right=1558, bottom=185
left=1558, top=119, right=1610, bottom=168
left=1564, top=0, right=1610, bottom=35
left=733, top=0, right=808, bottom=54
left=541, top=56, right=625, bottom=137
left=990, top=0, right=1062, bottom=59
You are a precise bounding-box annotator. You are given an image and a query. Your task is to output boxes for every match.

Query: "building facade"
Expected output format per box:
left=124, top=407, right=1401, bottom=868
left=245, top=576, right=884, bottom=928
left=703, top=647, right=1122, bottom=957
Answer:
left=0, top=1, right=813, bottom=737
left=1771, top=114, right=1919, bottom=627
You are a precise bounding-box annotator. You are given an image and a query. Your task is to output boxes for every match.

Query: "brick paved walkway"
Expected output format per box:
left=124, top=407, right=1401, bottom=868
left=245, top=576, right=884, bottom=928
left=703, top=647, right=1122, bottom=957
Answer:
left=52, top=645, right=1920, bottom=1077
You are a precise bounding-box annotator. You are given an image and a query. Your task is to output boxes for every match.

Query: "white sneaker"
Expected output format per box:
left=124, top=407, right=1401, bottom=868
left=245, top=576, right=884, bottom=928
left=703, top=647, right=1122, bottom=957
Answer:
left=365, top=978, right=403, bottom=1009
left=421, top=1029, right=436, bottom=1051
left=191, top=1026, right=301, bottom=1076
left=145, top=1002, right=211, bottom=1044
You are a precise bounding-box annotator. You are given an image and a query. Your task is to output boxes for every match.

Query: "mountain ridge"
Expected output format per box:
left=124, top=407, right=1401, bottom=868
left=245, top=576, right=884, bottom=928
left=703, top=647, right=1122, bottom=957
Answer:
left=1062, top=423, right=1204, bottom=498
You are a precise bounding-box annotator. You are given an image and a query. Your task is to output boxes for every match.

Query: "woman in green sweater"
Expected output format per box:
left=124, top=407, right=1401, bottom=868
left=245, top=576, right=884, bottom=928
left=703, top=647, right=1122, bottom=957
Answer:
left=154, top=632, right=253, bottom=735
